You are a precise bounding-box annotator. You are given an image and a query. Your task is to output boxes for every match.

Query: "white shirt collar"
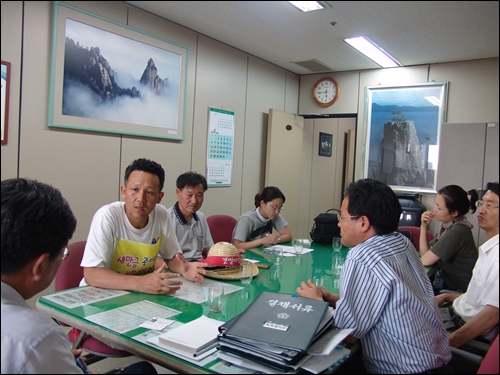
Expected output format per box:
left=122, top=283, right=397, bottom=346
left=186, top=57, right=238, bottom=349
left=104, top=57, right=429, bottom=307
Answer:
left=479, top=233, right=499, bottom=255
left=255, top=207, right=270, bottom=223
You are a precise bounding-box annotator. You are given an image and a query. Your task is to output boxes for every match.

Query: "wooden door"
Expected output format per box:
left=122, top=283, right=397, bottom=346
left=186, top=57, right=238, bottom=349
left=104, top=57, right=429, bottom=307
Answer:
left=265, top=109, right=304, bottom=238
left=266, top=110, right=356, bottom=239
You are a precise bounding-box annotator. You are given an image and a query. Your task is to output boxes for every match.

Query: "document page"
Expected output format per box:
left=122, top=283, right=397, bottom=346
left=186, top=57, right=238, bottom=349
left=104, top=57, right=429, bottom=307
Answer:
left=85, top=300, right=181, bottom=333
left=167, top=275, right=243, bottom=304
left=42, top=286, right=129, bottom=308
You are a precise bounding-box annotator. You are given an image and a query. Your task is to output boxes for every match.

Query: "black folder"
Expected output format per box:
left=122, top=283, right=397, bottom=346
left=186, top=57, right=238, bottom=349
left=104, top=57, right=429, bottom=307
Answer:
left=220, top=291, right=329, bottom=353
left=217, top=343, right=298, bottom=372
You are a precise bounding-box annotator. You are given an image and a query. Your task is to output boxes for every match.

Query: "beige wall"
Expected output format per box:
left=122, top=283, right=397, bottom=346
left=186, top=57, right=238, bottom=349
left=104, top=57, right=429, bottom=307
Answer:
left=299, top=61, right=499, bottom=237
left=1, top=1, right=22, bottom=178
left=1, top=1, right=300, bottom=308
left=1, top=1, right=301, bottom=236
left=1, top=1, right=499, bottom=308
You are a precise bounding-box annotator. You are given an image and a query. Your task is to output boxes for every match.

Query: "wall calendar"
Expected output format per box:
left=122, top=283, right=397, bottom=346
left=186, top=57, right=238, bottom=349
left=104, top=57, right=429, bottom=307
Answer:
left=206, top=107, right=234, bottom=187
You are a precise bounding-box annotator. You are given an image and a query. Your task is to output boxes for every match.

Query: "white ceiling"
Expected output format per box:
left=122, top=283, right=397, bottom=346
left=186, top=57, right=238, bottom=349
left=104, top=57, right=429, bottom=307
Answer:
left=124, top=1, right=499, bottom=75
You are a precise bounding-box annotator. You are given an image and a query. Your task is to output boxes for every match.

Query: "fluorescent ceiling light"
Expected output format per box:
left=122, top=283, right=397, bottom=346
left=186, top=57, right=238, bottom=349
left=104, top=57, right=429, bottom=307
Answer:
left=288, top=1, right=324, bottom=12
left=344, top=37, right=400, bottom=68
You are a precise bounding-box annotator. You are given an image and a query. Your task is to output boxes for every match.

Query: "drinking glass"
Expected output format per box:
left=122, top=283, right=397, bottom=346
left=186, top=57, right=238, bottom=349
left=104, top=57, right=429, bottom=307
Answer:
left=239, top=288, right=250, bottom=300
left=332, top=251, right=344, bottom=277
left=333, top=278, right=340, bottom=291
left=207, top=285, right=224, bottom=312
left=312, top=275, right=325, bottom=287
left=294, top=255, right=303, bottom=266
left=332, top=237, right=342, bottom=252
left=293, top=239, right=304, bottom=255
left=271, top=264, right=282, bottom=280
left=240, top=263, right=253, bottom=284
left=273, top=247, right=284, bottom=265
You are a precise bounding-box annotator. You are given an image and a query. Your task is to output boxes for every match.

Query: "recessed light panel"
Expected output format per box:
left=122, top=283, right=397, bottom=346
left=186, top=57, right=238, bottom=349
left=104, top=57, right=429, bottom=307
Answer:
left=344, top=37, right=401, bottom=68
left=288, top=1, right=324, bottom=12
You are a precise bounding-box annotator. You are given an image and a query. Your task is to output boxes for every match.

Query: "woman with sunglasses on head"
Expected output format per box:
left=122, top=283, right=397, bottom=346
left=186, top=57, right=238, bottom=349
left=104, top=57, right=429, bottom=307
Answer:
left=419, top=184, right=479, bottom=293
left=232, top=186, right=292, bottom=251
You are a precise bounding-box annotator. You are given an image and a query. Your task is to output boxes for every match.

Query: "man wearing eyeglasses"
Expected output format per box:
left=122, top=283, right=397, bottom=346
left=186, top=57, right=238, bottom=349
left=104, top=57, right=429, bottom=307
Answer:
left=1, top=178, right=80, bottom=373
left=435, top=182, right=499, bottom=349
left=297, top=179, right=451, bottom=374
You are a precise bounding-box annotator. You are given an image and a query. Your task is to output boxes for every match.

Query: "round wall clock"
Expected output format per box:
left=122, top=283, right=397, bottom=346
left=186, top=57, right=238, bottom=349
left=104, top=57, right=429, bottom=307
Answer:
left=312, top=77, right=340, bottom=107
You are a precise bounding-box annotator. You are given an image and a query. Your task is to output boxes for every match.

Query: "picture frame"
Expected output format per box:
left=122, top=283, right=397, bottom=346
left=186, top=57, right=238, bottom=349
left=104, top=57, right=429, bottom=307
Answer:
left=363, top=82, right=448, bottom=194
left=48, top=2, right=188, bottom=140
left=318, top=132, right=333, bottom=157
left=1, top=60, right=11, bottom=145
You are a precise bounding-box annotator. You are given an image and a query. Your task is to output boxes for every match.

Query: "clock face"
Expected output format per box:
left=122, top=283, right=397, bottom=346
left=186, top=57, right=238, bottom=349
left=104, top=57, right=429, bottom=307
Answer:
left=313, top=78, right=339, bottom=107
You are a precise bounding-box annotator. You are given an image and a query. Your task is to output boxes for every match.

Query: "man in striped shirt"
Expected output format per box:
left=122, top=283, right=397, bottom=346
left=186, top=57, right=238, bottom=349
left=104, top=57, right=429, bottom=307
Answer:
left=298, top=179, right=451, bottom=374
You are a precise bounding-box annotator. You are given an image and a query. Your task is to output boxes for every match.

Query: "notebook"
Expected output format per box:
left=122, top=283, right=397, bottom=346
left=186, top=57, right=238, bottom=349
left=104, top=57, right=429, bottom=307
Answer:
left=158, top=315, right=223, bottom=355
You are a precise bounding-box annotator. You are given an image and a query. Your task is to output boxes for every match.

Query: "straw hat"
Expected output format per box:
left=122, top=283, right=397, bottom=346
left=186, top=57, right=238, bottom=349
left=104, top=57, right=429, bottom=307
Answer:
left=204, top=242, right=259, bottom=280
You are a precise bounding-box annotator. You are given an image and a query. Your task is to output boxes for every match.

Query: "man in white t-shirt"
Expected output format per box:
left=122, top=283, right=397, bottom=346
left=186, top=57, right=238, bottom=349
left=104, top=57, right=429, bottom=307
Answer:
left=81, top=158, right=207, bottom=294
left=1, top=178, right=156, bottom=373
left=166, top=172, right=214, bottom=261
left=436, top=181, right=499, bottom=347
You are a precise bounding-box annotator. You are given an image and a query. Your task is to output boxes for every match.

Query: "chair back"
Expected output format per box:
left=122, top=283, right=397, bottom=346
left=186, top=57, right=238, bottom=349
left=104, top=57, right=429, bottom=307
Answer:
left=207, top=214, right=237, bottom=244
left=54, top=240, right=132, bottom=358
left=398, top=226, right=433, bottom=252
left=477, top=334, right=499, bottom=374
left=55, top=240, right=86, bottom=291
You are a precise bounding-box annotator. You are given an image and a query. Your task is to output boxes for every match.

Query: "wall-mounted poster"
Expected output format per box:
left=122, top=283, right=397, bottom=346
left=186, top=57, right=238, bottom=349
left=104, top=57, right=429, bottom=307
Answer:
left=363, top=82, right=448, bottom=194
left=48, top=2, right=188, bottom=140
left=1, top=60, right=11, bottom=145
left=319, top=132, right=332, bottom=157
left=206, top=108, right=234, bottom=187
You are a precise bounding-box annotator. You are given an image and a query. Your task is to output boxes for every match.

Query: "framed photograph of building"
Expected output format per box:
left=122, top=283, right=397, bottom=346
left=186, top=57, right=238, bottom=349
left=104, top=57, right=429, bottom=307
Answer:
left=363, top=82, right=448, bottom=194
left=48, top=1, right=188, bottom=140
left=319, top=132, right=333, bottom=157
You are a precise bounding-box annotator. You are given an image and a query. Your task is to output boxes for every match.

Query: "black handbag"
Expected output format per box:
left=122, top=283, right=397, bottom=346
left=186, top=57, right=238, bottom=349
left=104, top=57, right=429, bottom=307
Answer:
left=310, top=209, right=340, bottom=244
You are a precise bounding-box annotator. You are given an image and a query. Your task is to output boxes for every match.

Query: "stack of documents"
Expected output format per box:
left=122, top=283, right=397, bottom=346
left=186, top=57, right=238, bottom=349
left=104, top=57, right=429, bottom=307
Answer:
left=149, top=315, right=223, bottom=360
left=217, top=291, right=331, bottom=372
left=158, top=315, right=220, bottom=355
left=299, top=342, right=354, bottom=374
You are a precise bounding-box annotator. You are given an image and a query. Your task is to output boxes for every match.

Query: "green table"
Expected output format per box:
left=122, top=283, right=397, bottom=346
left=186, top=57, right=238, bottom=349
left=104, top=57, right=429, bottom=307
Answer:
left=38, top=242, right=433, bottom=373
left=242, top=243, right=348, bottom=295
left=37, top=242, right=348, bottom=373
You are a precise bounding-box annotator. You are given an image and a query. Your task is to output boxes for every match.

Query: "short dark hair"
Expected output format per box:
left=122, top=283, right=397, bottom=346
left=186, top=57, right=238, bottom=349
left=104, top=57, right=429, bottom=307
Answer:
left=1, top=178, right=77, bottom=275
left=486, top=181, right=499, bottom=197
left=176, top=172, right=207, bottom=191
left=345, top=179, right=401, bottom=235
left=124, top=158, right=165, bottom=191
left=254, top=186, right=286, bottom=208
left=438, top=185, right=479, bottom=215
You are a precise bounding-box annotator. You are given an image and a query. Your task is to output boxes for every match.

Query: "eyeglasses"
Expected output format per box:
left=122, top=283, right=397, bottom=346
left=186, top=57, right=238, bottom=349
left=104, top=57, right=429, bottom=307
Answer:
left=62, top=247, right=70, bottom=261
left=476, top=200, right=499, bottom=211
left=269, top=204, right=284, bottom=213
left=336, top=214, right=360, bottom=223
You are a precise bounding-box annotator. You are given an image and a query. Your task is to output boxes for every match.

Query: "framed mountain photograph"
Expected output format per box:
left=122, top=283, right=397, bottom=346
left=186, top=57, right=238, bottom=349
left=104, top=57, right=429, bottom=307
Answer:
left=48, top=1, right=188, bottom=140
